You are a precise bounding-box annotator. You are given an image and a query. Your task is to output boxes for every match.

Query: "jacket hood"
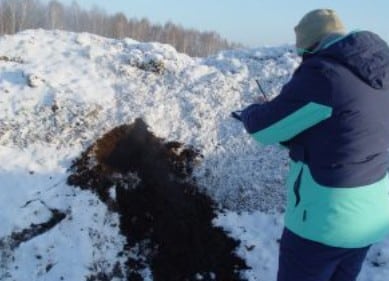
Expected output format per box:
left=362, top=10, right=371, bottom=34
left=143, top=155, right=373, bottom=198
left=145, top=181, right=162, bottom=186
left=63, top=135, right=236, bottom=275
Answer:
left=318, top=31, right=389, bottom=89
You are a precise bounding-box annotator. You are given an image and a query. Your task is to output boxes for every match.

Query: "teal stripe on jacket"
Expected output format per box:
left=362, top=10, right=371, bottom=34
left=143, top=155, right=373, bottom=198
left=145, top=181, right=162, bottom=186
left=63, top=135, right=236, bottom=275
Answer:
left=250, top=102, right=332, bottom=144
left=285, top=161, right=389, bottom=248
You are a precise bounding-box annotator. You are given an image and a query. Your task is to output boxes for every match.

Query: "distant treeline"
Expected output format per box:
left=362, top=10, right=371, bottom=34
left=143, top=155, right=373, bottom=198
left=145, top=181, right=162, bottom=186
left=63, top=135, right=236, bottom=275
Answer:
left=0, top=0, right=243, bottom=57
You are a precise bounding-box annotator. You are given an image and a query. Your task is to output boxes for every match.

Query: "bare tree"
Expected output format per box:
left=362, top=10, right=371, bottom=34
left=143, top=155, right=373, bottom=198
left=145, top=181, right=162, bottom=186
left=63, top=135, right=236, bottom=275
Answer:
left=139, top=18, right=151, bottom=41
left=0, top=3, right=4, bottom=33
left=2, top=0, right=17, bottom=33
left=111, top=12, right=128, bottom=39
left=86, top=6, right=108, bottom=35
left=47, top=0, right=64, bottom=29
left=65, top=1, right=81, bottom=31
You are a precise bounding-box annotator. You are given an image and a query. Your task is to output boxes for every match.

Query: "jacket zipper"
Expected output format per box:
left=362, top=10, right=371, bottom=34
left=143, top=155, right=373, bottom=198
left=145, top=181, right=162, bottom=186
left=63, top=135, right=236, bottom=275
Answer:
left=294, top=167, right=303, bottom=207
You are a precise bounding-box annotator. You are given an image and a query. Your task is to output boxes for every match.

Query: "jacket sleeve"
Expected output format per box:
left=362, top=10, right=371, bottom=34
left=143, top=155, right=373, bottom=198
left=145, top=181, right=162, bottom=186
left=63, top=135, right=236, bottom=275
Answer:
left=241, top=63, right=333, bottom=145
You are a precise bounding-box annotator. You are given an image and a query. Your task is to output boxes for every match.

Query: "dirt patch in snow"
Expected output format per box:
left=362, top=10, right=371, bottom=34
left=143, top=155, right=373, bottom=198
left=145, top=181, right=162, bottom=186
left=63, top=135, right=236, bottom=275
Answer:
left=67, top=118, right=248, bottom=281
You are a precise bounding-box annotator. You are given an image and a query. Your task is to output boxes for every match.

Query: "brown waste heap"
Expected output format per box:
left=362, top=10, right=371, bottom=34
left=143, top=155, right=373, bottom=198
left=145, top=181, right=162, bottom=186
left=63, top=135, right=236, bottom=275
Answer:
left=67, top=118, right=248, bottom=281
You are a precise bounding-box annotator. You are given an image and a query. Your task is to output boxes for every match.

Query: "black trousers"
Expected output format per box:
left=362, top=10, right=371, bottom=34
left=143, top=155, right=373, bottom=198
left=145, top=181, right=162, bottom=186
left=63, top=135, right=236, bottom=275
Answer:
left=277, top=228, right=370, bottom=281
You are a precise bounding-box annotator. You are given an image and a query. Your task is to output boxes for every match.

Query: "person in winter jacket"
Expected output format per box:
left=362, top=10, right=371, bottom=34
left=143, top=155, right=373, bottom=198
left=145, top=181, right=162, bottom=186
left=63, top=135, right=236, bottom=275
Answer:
left=237, top=9, right=389, bottom=281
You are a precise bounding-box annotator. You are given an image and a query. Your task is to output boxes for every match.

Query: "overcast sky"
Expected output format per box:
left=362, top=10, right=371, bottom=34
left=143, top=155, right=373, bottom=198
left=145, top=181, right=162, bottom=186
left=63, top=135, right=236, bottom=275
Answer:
left=48, top=0, right=389, bottom=47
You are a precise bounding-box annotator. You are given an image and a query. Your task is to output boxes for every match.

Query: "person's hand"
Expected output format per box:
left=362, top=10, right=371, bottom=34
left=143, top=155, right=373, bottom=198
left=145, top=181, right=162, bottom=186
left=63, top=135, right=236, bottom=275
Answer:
left=253, top=95, right=267, bottom=104
left=231, top=111, right=242, bottom=121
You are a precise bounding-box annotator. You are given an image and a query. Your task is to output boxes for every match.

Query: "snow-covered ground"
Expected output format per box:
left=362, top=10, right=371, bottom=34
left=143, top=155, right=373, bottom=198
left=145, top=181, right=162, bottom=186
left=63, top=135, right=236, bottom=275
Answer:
left=0, top=29, right=388, bottom=280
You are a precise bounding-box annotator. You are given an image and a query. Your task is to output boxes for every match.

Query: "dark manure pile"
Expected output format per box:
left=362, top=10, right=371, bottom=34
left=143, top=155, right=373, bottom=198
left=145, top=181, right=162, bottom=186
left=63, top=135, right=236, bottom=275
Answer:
left=67, top=118, right=248, bottom=281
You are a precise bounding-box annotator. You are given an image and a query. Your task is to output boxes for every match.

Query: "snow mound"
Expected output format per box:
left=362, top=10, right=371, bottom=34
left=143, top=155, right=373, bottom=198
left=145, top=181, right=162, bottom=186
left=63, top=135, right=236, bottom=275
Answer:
left=0, top=29, right=297, bottom=212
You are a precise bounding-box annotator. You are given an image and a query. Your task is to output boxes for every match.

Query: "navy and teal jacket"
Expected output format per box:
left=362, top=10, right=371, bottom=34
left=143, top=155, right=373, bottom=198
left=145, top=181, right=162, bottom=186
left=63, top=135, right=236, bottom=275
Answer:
left=241, top=31, right=389, bottom=248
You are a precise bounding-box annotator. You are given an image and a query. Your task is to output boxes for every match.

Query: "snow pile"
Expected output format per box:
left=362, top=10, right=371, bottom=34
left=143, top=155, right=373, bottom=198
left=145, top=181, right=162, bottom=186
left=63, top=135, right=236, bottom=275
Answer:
left=1, top=30, right=388, bottom=281
left=0, top=29, right=296, bottom=212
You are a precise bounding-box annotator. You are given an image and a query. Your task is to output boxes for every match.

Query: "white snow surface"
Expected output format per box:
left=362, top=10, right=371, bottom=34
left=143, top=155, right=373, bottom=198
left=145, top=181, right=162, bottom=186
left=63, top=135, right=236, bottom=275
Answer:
left=0, top=29, right=388, bottom=280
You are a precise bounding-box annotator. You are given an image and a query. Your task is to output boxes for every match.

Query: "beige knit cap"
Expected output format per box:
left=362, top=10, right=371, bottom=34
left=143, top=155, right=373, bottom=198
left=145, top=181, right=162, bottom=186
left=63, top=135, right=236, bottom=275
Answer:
left=295, top=9, right=346, bottom=50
